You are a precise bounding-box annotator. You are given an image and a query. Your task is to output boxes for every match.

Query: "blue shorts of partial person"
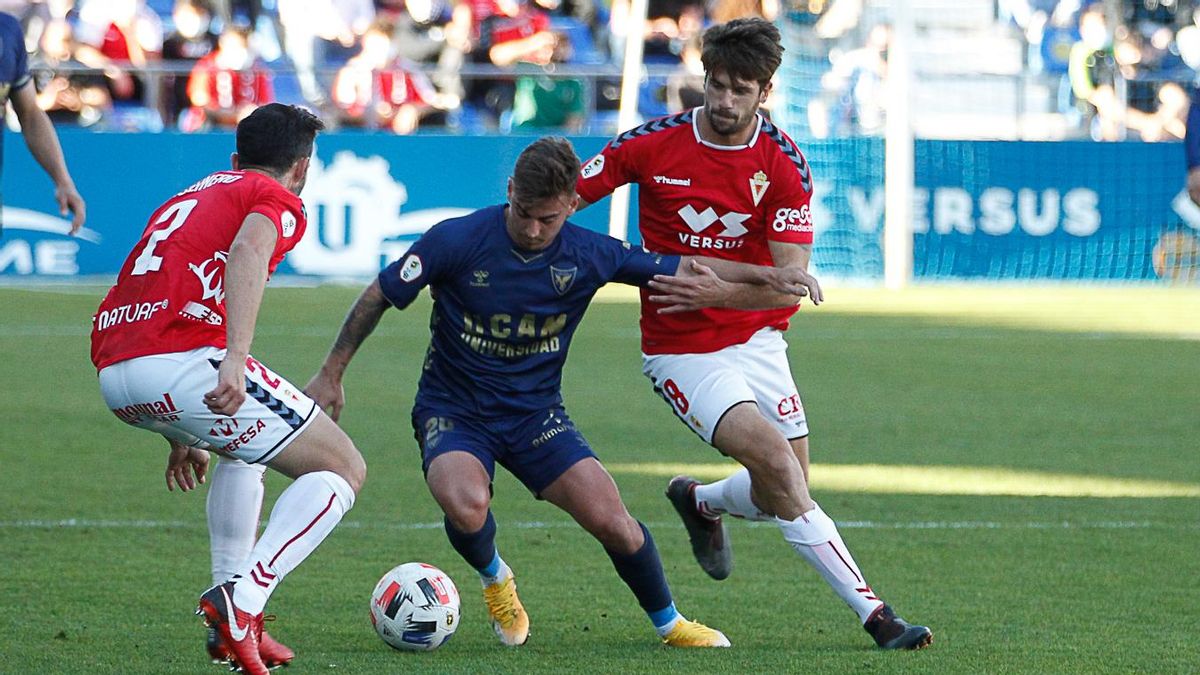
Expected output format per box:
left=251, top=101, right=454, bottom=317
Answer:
left=411, top=404, right=597, bottom=496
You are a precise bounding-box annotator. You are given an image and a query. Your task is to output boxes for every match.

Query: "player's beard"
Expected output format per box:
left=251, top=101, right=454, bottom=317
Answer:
left=706, top=106, right=753, bottom=137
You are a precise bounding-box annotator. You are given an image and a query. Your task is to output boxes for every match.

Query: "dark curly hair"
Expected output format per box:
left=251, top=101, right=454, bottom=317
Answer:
left=701, top=18, right=784, bottom=88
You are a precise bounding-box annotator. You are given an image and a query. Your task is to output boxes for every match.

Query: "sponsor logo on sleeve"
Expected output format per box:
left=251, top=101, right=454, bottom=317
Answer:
left=399, top=254, right=423, bottom=282
left=771, top=205, right=813, bottom=234
left=581, top=155, right=605, bottom=179
left=281, top=211, right=297, bottom=238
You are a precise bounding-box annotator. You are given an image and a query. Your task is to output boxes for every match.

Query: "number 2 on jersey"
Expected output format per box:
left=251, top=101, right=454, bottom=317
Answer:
left=131, top=199, right=199, bottom=275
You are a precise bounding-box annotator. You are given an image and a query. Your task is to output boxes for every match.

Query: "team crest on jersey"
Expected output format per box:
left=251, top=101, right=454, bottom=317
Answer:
left=281, top=211, right=297, bottom=238
left=550, top=265, right=578, bottom=295
left=581, top=155, right=605, bottom=179
left=400, top=254, right=423, bottom=282
left=750, top=171, right=770, bottom=207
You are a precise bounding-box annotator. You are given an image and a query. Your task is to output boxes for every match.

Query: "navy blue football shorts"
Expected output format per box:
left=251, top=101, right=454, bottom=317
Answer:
left=411, top=404, right=597, bottom=496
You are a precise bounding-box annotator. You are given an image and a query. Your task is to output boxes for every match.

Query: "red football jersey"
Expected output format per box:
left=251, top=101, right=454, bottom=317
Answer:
left=91, top=171, right=306, bottom=370
left=576, top=109, right=815, bottom=355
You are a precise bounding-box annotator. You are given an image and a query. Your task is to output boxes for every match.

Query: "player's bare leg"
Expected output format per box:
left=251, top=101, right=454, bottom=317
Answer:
left=427, top=451, right=529, bottom=646
left=681, top=402, right=931, bottom=650
left=199, top=413, right=364, bottom=672
left=543, top=458, right=729, bottom=647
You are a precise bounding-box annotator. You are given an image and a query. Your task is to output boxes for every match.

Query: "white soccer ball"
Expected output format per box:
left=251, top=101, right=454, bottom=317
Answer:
left=369, top=562, right=460, bottom=652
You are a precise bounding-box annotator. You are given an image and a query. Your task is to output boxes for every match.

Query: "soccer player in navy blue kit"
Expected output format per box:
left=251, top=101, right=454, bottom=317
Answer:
left=1, top=12, right=85, bottom=234
left=306, top=137, right=820, bottom=647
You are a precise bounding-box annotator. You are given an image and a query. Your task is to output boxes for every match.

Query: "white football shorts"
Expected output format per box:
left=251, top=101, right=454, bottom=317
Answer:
left=641, top=328, right=809, bottom=444
left=98, top=346, right=318, bottom=464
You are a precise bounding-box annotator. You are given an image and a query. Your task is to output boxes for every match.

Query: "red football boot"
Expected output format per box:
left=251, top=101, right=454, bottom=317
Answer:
left=208, top=624, right=293, bottom=669
left=257, top=626, right=295, bottom=668
left=197, top=582, right=269, bottom=675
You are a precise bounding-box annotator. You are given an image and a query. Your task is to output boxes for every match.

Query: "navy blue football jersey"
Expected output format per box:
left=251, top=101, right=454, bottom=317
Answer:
left=1, top=12, right=32, bottom=210
left=378, top=204, right=680, bottom=416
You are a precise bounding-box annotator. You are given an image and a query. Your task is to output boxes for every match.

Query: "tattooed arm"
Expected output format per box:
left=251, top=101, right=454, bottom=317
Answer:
left=304, top=279, right=392, bottom=421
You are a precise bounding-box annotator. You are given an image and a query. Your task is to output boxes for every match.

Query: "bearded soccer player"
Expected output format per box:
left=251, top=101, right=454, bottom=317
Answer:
left=90, top=103, right=366, bottom=674
left=575, top=18, right=932, bottom=650
left=305, top=137, right=818, bottom=649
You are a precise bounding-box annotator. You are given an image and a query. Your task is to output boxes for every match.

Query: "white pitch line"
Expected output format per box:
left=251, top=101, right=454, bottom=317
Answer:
left=1, top=518, right=1194, bottom=531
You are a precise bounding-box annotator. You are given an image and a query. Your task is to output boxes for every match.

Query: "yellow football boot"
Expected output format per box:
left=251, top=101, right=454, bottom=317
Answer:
left=661, top=618, right=731, bottom=648
left=482, top=573, right=530, bottom=646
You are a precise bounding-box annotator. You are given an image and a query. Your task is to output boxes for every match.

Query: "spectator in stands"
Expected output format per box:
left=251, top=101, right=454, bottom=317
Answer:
left=183, top=25, right=273, bottom=130
left=999, top=0, right=1082, bottom=73
left=382, top=0, right=454, bottom=63
left=809, top=22, right=889, bottom=137
left=73, top=0, right=163, bottom=106
left=276, top=0, right=374, bottom=106
left=665, top=34, right=704, bottom=111
left=1069, top=3, right=1186, bottom=141
left=162, top=0, right=220, bottom=126
left=331, top=20, right=455, bottom=133
left=465, top=0, right=554, bottom=128
left=31, top=17, right=112, bottom=126
left=509, top=31, right=584, bottom=130
left=1186, top=85, right=1200, bottom=205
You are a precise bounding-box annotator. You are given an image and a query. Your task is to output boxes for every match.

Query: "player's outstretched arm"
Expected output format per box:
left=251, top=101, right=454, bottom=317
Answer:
left=9, top=82, right=86, bottom=233
left=204, top=213, right=277, bottom=416
left=305, top=279, right=391, bottom=422
left=647, top=248, right=822, bottom=314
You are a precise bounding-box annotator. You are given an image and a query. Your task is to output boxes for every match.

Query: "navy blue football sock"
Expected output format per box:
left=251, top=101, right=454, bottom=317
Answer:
left=444, top=511, right=497, bottom=572
left=605, top=521, right=676, bottom=627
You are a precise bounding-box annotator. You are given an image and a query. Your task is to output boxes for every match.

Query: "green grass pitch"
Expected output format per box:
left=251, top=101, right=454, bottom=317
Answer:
left=1, top=284, right=1197, bottom=673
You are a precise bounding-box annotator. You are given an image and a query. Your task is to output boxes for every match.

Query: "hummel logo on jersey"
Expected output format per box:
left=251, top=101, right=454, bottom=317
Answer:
left=471, top=270, right=490, bottom=287
left=678, top=205, right=750, bottom=237
left=653, top=175, right=692, bottom=187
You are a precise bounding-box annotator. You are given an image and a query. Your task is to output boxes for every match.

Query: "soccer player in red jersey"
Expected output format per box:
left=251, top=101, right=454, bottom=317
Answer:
left=90, top=103, right=366, bottom=674
left=575, top=18, right=932, bottom=650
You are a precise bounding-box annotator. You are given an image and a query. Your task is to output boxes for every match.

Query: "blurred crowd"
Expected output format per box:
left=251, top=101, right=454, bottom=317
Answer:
left=1011, top=0, right=1196, bottom=141
left=3, top=0, right=777, bottom=134
left=803, top=0, right=1200, bottom=141
left=6, top=0, right=1199, bottom=138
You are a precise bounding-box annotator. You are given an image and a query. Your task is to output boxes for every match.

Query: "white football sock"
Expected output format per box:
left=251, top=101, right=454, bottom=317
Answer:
left=232, top=471, right=355, bottom=614
left=777, top=503, right=884, bottom=623
left=693, top=468, right=771, bottom=521
left=207, top=457, right=267, bottom=586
